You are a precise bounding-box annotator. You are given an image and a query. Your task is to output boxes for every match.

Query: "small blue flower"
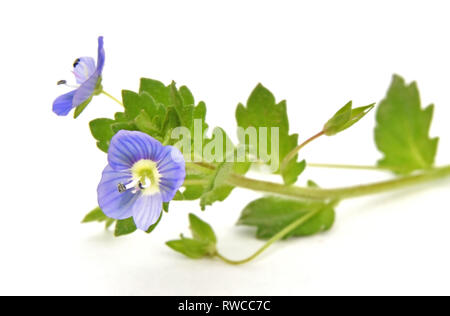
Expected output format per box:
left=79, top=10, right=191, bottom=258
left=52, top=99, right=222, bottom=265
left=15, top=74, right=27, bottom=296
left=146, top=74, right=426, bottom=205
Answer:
left=53, top=36, right=105, bottom=116
left=97, top=131, right=186, bottom=231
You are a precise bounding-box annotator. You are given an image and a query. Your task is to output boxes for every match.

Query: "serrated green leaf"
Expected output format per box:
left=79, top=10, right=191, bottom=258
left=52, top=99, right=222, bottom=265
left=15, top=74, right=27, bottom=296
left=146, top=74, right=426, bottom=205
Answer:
left=166, top=214, right=217, bottom=259
left=89, top=118, right=115, bottom=153
left=179, top=85, right=195, bottom=105
left=324, top=101, right=374, bottom=136
left=170, top=81, right=194, bottom=129
left=375, top=75, right=439, bottom=174
left=198, top=129, right=251, bottom=209
left=111, top=120, right=139, bottom=133
left=282, top=160, right=306, bottom=185
left=166, top=238, right=212, bottom=259
left=82, top=207, right=109, bottom=223
left=82, top=207, right=117, bottom=230
left=134, top=110, right=161, bottom=134
left=237, top=197, right=335, bottom=240
left=122, top=90, right=164, bottom=121
left=200, top=162, right=234, bottom=210
left=189, top=213, right=217, bottom=244
left=139, top=78, right=170, bottom=106
left=236, top=84, right=303, bottom=184
left=114, top=217, right=137, bottom=237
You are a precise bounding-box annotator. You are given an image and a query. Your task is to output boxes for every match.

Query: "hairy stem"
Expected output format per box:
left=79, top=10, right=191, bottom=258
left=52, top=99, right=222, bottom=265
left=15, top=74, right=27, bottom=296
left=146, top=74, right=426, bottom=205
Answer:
left=226, top=165, right=450, bottom=200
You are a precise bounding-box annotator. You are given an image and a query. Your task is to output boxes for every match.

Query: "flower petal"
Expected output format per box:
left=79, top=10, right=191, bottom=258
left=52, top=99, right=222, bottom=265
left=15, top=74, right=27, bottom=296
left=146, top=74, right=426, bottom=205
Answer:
left=157, top=146, right=186, bottom=202
left=72, top=72, right=99, bottom=107
left=72, top=57, right=96, bottom=84
left=132, top=193, right=163, bottom=231
left=96, top=36, right=105, bottom=74
left=108, top=130, right=165, bottom=171
left=97, top=165, right=138, bottom=220
left=72, top=36, right=105, bottom=107
left=52, top=90, right=76, bottom=116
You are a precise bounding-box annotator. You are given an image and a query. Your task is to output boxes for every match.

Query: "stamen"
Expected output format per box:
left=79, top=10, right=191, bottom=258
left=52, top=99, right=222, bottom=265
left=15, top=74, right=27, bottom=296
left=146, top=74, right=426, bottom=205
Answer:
left=117, top=183, right=127, bottom=193
left=73, top=58, right=81, bottom=68
left=139, top=177, right=152, bottom=190
left=118, top=179, right=141, bottom=194
left=57, top=79, right=80, bottom=89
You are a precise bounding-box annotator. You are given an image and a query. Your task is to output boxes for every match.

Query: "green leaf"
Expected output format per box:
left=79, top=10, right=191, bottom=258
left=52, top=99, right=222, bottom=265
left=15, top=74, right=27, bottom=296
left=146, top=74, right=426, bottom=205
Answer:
left=198, top=128, right=251, bottom=209
left=166, top=214, right=217, bottom=259
left=189, top=213, right=217, bottom=244
left=139, top=78, right=170, bottom=106
left=236, top=84, right=304, bottom=184
left=114, top=217, right=137, bottom=237
left=89, top=118, right=115, bottom=153
left=170, top=81, right=194, bottom=129
left=324, top=101, right=375, bottom=136
left=375, top=75, right=439, bottom=174
left=179, top=86, right=195, bottom=105
left=82, top=207, right=109, bottom=223
left=82, top=207, right=116, bottom=229
left=73, top=96, right=93, bottom=119
left=105, top=218, right=116, bottom=229
left=200, top=162, right=235, bottom=210
left=90, top=79, right=208, bottom=156
left=134, top=109, right=161, bottom=134
left=237, top=196, right=335, bottom=239
left=163, top=202, right=170, bottom=213
left=282, top=160, right=306, bottom=185
left=146, top=211, right=163, bottom=234
left=114, top=211, right=163, bottom=237
left=166, top=238, right=212, bottom=259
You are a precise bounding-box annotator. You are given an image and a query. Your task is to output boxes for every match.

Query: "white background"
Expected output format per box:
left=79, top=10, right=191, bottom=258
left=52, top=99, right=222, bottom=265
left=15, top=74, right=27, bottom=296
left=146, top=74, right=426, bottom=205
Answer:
left=1, top=0, right=450, bottom=296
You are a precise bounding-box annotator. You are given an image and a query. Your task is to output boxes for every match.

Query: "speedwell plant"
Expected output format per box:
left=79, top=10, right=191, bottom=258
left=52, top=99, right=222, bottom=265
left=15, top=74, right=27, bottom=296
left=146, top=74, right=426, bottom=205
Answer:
left=53, top=36, right=449, bottom=264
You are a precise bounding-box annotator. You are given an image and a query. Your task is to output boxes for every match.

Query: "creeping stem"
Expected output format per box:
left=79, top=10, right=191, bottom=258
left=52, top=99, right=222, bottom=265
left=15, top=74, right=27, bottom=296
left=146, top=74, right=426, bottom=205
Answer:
left=215, top=199, right=340, bottom=265
left=101, top=90, right=124, bottom=107
left=215, top=206, right=324, bottom=265
left=186, top=162, right=450, bottom=200
left=185, top=162, right=450, bottom=265
left=226, top=165, right=450, bottom=200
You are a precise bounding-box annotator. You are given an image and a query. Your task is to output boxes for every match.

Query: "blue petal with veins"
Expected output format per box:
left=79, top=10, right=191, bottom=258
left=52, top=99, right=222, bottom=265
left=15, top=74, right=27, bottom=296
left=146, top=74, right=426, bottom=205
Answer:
left=52, top=36, right=105, bottom=116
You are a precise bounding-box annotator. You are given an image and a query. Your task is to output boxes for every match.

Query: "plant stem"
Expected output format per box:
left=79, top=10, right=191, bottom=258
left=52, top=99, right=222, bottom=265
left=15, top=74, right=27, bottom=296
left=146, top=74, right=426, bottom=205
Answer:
left=307, top=163, right=387, bottom=171
left=101, top=90, right=124, bottom=107
left=226, top=165, right=450, bottom=200
left=281, top=131, right=325, bottom=171
left=185, top=162, right=215, bottom=174
left=215, top=206, right=325, bottom=265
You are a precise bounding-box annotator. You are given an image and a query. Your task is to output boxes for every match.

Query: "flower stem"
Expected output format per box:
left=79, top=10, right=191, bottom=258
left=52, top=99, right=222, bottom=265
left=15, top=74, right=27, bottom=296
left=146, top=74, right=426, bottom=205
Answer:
left=101, top=90, right=124, bottom=107
left=226, top=165, right=450, bottom=200
left=281, top=131, right=325, bottom=171
left=215, top=203, right=331, bottom=265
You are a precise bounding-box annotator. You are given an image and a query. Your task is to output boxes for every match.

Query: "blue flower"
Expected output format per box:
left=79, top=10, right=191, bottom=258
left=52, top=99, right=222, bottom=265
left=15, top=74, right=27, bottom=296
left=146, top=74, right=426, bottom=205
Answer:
left=97, top=131, right=186, bottom=231
left=53, top=36, right=105, bottom=116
